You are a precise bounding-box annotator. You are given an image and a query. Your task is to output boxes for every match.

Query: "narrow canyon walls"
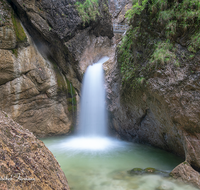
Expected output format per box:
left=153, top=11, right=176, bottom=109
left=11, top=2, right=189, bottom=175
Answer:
left=0, top=0, right=114, bottom=137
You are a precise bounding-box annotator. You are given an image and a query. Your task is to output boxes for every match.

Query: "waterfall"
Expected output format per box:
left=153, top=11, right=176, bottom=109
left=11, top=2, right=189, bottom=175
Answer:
left=56, top=56, right=122, bottom=151
left=78, top=56, right=109, bottom=137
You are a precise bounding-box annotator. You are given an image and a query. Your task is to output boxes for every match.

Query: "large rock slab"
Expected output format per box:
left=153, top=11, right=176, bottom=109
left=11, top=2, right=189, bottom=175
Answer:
left=0, top=111, right=70, bottom=190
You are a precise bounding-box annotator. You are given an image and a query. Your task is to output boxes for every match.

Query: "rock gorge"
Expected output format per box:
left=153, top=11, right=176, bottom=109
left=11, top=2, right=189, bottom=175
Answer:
left=0, top=0, right=200, bottom=188
left=0, top=0, right=113, bottom=137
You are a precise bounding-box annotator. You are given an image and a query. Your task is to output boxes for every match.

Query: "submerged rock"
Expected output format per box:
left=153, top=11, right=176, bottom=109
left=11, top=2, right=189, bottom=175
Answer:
left=128, top=168, right=143, bottom=175
left=0, top=111, right=70, bottom=190
left=128, top=167, right=169, bottom=177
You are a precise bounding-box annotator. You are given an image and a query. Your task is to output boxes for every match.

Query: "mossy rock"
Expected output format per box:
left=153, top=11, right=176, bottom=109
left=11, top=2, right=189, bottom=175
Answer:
left=75, top=0, right=100, bottom=25
left=66, top=78, right=76, bottom=98
left=128, top=167, right=169, bottom=177
left=11, top=12, right=27, bottom=43
left=51, top=60, right=68, bottom=93
left=183, top=161, right=190, bottom=166
left=119, top=0, right=200, bottom=95
left=128, top=168, right=144, bottom=175
left=11, top=48, right=18, bottom=57
left=144, top=167, right=156, bottom=173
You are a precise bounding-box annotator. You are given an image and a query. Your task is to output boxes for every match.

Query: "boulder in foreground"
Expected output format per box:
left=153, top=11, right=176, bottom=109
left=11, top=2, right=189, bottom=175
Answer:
left=170, top=161, right=200, bottom=189
left=0, top=111, right=70, bottom=190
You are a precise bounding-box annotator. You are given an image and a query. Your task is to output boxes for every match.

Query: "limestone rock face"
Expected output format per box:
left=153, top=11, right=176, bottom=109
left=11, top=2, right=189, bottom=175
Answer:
left=0, top=26, right=16, bottom=49
left=170, top=161, right=200, bottom=189
left=0, top=0, right=75, bottom=137
left=106, top=41, right=200, bottom=168
left=0, top=111, right=70, bottom=190
left=9, top=0, right=113, bottom=93
left=0, top=50, right=16, bottom=85
left=0, top=0, right=113, bottom=137
left=0, top=2, right=16, bottom=50
left=105, top=0, right=200, bottom=185
left=107, top=48, right=200, bottom=165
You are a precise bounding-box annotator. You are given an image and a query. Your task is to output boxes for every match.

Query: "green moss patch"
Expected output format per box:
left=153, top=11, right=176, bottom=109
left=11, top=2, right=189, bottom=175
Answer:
left=144, top=167, right=156, bottom=173
left=188, top=32, right=200, bottom=53
left=11, top=48, right=18, bottom=57
left=118, top=26, right=151, bottom=91
left=128, top=168, right=143, bottom=175
left=51, top=61, right=68, bottom=93
left=66, top=78, right=77, bottom=113
left=183, top=161, right=190, bottom=166
left=11, top=12, right=27, bottom=43
left=51, top=61, right=77, bottom=113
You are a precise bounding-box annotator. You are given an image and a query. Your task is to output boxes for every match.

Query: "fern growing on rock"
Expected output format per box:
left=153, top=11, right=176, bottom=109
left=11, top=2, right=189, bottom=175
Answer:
left=75, top=0, right=100, bottom=25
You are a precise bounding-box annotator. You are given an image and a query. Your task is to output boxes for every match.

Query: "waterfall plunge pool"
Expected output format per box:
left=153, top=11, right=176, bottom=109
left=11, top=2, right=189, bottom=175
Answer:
left=42, top=57, right=197, bottom=190
left=41, top=136, right=197, bottom=190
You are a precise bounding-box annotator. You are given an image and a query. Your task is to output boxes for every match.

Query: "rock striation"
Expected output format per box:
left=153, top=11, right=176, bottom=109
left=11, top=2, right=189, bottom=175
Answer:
left=0, top=111, right=70, bottom=190
left=0, top=0, right=76, bottom=137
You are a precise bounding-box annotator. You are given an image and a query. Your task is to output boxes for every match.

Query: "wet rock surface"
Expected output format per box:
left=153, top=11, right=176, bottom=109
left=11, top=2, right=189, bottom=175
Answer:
left=0, top=111, right=70, bottom=190
left=9, top=0, right=113, bottom=93
left=0, top=0, right=75, bottom=137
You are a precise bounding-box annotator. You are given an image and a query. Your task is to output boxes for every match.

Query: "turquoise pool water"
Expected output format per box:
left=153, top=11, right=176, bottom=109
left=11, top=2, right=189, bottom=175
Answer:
left=41, top=136, right=197, bottom=190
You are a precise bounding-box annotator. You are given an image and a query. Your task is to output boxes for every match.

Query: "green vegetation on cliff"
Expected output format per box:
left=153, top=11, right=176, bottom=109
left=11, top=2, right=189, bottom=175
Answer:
left=75, top=0, right=100, bottom=25
left=150, top=41, right=179, bottom=67
left=118, top=0, right=200, bottom=91
left=66, top=78, right=77, bottom=113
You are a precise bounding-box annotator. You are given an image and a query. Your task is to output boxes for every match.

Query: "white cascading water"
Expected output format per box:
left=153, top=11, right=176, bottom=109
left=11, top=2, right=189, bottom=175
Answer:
left=56, top=56, right=127, bottom=151
left=77, top=56, right=109, bottom=137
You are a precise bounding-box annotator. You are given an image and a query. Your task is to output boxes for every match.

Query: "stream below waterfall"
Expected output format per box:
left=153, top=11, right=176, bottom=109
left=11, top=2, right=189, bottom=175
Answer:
left=42, top=57, right=197, bottom=190
left=42, top=136, right=198, bottom=190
